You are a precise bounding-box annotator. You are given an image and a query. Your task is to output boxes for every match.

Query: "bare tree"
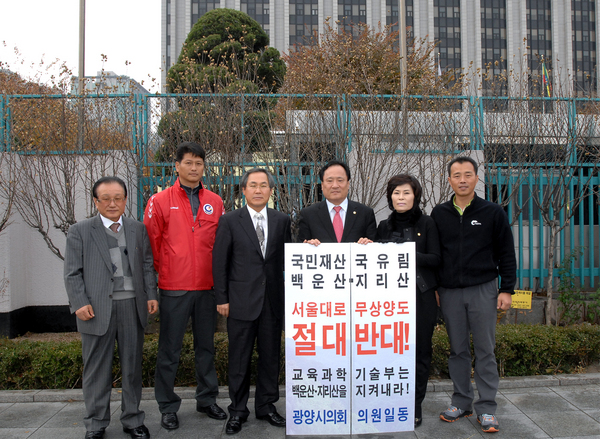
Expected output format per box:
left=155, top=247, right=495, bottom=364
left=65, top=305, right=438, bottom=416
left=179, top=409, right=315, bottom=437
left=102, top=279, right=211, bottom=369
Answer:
left=481, top=66, right=600, bottom=324
left=79, top=88, right=143, bottom=219
left=477, top=59, right=538, bottom=225
left=12, top=152, right=79, bottom=259
left=5, top=68, right=146, bottom=259
left=274, top=20, right=468, bottom=226
left=0, top=152, right=16, bottom=234
left=392, top=96, right=472, bottom=214
left=530, top=101, right=599, bottom=324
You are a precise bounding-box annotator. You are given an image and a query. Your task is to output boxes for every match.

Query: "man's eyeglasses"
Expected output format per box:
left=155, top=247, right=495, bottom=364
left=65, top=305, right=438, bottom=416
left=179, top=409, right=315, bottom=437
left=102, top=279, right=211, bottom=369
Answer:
left=95, top=197, right=126, bottom=204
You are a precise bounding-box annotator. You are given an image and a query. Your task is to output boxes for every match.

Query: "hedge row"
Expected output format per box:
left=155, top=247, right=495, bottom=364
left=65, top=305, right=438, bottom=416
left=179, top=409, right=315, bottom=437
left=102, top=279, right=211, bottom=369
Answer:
left=431, top=323, right=600, bottom=377
left=1, top=324, right=600, bottom=390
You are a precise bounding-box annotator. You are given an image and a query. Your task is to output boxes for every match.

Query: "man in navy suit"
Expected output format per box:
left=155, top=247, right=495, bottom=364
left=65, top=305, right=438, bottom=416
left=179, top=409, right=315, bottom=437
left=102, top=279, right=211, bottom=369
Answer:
left=213, top=168, right=291, bottom=435
left=297, top=160, right=377, bottom=245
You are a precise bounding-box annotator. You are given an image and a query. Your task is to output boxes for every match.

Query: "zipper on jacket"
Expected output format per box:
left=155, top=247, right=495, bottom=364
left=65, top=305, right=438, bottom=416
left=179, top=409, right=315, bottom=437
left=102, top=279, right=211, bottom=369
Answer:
left=457, top=200, right=473, bottom=287
left=177, top=182, right=198, bottom=286
left=458, top=211, right=464, bottom=286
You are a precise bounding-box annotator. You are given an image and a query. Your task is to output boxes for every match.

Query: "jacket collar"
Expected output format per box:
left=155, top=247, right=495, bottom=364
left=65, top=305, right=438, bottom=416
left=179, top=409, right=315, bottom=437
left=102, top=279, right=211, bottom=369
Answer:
left=175, top=178, right=203, bottom=192
left=449, top=192, right=480, bottom=212
left=90, top=215, right=116, bottom=273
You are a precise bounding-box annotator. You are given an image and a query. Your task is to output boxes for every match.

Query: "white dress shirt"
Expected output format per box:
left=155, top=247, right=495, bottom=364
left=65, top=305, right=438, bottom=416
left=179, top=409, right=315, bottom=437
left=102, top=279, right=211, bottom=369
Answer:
left=247, top=205, right=268, bottom=251
left=99, top=214, right=123, bottom=231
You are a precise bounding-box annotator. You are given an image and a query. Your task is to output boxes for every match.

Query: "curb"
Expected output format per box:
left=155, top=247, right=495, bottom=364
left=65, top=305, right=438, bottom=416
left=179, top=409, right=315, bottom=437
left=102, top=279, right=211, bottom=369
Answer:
left=2, top=373, right=599, bottom=404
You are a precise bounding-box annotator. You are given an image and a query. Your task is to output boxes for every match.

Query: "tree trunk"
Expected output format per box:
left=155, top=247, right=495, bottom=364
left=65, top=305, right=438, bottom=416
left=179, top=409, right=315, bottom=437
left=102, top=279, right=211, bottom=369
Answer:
left=545, top=222, right=558, bottom=325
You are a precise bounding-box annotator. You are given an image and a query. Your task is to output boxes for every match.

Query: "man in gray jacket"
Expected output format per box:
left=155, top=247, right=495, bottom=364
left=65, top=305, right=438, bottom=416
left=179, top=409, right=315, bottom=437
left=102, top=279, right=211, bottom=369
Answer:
left=64, top=176, right=158, bottom=439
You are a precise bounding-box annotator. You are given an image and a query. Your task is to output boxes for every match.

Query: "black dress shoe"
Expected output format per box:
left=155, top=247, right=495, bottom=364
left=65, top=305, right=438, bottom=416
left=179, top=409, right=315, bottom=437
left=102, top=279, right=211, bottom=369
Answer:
left=197, top=402, right=227, bottom=420
left=225, top=416, right=246, bottom=435
left=84, top=429, right=105, bottom=439
left=161, top=412, right=179, bottom=430
left=123, top=424, right=150, bottom=439
left=257, top=411, right=286, bottom=427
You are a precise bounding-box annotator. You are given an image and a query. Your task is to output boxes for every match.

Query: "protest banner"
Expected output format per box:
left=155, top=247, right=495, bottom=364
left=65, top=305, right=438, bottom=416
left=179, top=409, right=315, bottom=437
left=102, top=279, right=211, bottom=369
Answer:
left=285, top=242, right=416, bottom=435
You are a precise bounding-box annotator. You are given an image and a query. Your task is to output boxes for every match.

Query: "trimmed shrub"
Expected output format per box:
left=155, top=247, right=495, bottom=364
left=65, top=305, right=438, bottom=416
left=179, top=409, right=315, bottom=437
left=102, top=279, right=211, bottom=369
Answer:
left=431, top=323, right=600, bottom=377
left=1, top=324, right=600, bottom=390
left=494, top=323, right=600, bottom=376
left=0, top=340, right=84, bottom=389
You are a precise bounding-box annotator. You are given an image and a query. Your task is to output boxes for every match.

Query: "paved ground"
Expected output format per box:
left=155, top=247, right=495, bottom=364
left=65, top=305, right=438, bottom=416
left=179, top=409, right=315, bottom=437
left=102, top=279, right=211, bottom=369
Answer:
left=1, top=374, right=600, bottom=438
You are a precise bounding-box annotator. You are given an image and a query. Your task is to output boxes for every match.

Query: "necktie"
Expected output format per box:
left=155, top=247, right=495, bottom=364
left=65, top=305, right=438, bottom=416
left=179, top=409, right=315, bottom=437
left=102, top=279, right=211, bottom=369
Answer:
left=255, top=213, right=265, bottom=256
left=333, top=206, right=343, bottom=243
left=109, top=222, right=119, bottom=233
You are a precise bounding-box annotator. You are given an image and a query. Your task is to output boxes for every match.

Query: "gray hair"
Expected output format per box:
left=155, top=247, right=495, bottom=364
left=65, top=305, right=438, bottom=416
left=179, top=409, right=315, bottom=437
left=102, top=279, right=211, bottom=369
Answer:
left=240, top=168, right=275, bottom=189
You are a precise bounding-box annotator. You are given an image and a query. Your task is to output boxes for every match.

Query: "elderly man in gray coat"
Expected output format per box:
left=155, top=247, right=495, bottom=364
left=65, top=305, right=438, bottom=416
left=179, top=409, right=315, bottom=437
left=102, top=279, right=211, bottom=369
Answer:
left=64, top=176, right=158, bottom=439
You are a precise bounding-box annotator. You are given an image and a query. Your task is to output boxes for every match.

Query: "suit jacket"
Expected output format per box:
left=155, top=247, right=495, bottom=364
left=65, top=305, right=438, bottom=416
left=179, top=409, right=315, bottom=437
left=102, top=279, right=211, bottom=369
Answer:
left=64, top=215, right=158, bottom=336
left=297, top=199, right=377, bottom=243
left=213, top=207, right=291, bottom=321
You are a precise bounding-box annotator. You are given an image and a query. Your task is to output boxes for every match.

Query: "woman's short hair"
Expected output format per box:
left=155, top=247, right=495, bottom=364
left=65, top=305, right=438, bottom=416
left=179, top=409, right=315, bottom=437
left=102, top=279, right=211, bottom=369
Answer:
left=385, top=174, right=422, bottom=210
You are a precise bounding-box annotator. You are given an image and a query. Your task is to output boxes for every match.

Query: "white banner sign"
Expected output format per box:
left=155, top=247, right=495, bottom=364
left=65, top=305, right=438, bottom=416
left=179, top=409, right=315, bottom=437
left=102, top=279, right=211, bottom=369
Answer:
left=285, top=242, right=416, bottom=436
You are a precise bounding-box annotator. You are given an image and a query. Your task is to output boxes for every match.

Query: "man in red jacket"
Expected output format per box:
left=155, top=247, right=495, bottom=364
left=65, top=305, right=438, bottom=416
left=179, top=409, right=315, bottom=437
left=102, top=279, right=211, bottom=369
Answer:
left=144, top=142, right=226, bottom=430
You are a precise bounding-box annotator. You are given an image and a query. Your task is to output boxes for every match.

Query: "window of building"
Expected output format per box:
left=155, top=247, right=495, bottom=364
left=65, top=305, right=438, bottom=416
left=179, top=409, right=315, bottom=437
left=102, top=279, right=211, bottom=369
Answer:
left=571, top=0, right=596, bottom=96
left=434, top=0, right=461, bottom=72
left=481, top=0, right=508, bottom=111
left=386, top=0, right=413, bottom=43
left=290, top=0, right=319, bottom=48
left=338, top=0, right=367, bottom=36
left=191, top=0, right=219, bottom=26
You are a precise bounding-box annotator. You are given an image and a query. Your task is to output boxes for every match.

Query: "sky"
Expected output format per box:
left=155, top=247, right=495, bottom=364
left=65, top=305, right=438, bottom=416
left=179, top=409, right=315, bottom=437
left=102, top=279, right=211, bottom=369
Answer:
left=0, top=0, right=162, bottom=92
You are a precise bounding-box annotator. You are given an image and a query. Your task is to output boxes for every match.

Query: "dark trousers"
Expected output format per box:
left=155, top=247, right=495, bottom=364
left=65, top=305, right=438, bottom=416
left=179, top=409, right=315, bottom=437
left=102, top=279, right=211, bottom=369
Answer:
left=414, top=288, right=438, bottom=418
left=155, top=290, right=219, bottom=413
left=81, top=298, right=144, bottom=431
left=227, top=295, right=282, bottom=419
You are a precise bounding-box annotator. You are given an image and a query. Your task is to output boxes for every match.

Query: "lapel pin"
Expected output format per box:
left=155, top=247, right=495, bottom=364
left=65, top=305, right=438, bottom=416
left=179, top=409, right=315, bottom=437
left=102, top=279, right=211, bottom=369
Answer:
left=353, top=211, right=357, bottom=214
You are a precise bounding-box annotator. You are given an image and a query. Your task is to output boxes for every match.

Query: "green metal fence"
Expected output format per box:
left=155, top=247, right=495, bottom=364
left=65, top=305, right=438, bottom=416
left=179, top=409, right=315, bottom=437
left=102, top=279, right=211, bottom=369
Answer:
left=1, top=92, right=598, bottom=290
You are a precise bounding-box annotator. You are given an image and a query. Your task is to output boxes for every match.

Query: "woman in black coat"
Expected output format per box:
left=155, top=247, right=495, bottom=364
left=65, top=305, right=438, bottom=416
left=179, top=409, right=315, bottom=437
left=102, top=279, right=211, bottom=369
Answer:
left=376, top=174, right=440, bottom=428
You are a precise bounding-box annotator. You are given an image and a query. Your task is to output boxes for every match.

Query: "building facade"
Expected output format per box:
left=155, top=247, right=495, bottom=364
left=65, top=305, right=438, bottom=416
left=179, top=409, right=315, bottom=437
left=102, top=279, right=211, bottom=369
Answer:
left=162, top=0, right=599, bottom=97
